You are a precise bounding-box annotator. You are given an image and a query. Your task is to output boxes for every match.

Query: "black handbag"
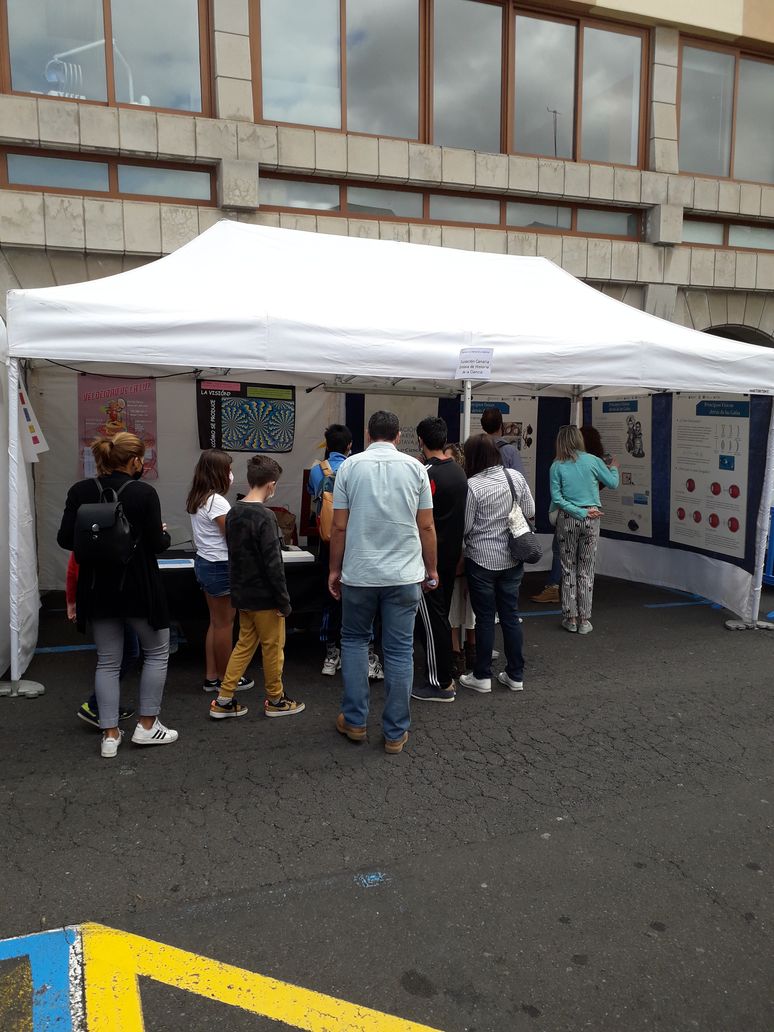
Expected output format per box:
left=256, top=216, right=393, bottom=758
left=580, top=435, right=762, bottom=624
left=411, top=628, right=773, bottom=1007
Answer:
left=504, top=472, right=543, bottom=565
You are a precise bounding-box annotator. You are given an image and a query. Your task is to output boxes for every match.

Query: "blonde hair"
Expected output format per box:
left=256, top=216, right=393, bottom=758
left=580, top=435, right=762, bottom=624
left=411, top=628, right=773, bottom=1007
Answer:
left=91, top=432, right=145, bottom=474
left=555, top=425, right=585, bottom=462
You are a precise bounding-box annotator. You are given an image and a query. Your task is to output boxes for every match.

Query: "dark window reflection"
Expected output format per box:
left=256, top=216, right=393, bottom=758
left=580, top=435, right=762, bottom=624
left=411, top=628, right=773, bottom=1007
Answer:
left=111, top=0, right=202, bottom=111
left=261, top=178, right=341, bottom=210
left=734, top=58, right=774, bottom=184
left=7, top=153, right=110, bottom=191
left=429, top=194, right=500, bottom=224
left=261, top=0, right=341, bottom=128
left=679, top=46, right=734, bottom=177
left=581, top=28, right=641, bottom=166
left=576, top=208, right=637, bottom=236
left=506, top=201, right=571, bottom=230
left=514, top=16, right=575, bottom=159
left=347, top=0, right=418, bottom=138
left=118, top=165, right=211, bottom=200
left=7, top=0, right=107, bottom=101
left=434, top=0, right=502, bottom=151
left=348, top=186, right=422, bottom=217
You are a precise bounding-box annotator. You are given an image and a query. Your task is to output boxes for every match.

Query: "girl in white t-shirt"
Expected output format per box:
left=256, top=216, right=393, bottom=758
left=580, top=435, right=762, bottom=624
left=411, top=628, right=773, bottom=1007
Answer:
left=186, top=449, right=253, bottom=693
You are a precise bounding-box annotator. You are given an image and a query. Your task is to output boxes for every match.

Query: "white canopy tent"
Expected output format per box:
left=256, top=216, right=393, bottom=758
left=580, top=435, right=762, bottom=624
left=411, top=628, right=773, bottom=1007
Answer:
left=5, top=221, right=774, bottom=682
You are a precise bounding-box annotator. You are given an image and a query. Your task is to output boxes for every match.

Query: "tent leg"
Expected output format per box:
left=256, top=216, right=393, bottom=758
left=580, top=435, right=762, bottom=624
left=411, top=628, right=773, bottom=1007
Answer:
left=461, top=379, right=472, bottom=442
left=0, top=357, right=44, bottom=699
left=571, top=387, right=582, bottom=427
left=725, top=402, right=774, bottom=632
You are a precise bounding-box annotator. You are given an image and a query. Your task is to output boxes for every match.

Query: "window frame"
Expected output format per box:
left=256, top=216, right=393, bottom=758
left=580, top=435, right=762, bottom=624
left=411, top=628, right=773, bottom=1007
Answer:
left=677, top=36, right=774, bottom=186
left=683, top=215, right=774, bottom=253
left=0, top=147, right=217, bottom=205
left=508, top=5, right=649, bottom=168
left=258, top=170, right=642, bottom=238
left=0, top=0, right=213, bottom=116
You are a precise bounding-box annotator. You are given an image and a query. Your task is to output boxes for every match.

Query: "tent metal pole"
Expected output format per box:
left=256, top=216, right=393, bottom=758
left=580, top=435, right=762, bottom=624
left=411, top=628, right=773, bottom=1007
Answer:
left=461, top=380, right=472, bottom=441
left=571, top=386, right=582, bottom=426
left=8, top=357, right=19, bottom=685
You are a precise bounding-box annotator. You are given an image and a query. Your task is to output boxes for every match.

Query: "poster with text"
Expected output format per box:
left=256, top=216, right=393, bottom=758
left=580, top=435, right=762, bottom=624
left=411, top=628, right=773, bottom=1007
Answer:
left=591, top=396, right=652, bottom=537
left=669, top=394, right=749, bottom=559
left=78, top=375, right=158, bottom=479
left=197, top=380, right=296, bottom=452
left=364, top=394, right=439, bottom=457
left=469, top=396, right=539, bottom=493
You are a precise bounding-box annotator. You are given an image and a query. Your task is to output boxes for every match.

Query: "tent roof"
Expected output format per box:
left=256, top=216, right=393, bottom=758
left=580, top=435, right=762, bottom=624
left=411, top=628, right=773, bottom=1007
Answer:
left=6, top=220, right=774, bottom=396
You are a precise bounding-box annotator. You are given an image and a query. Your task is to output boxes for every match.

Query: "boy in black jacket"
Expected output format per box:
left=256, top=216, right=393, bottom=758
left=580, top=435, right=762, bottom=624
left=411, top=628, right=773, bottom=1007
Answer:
left=209, top=455, right=305, bottom=720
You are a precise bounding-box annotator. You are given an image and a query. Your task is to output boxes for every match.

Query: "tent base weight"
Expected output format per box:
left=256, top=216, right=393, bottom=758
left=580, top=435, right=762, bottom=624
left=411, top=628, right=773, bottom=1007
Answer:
left=0, top=680, right=46, bottom=698
left=724, top=619, right=774, bottom=632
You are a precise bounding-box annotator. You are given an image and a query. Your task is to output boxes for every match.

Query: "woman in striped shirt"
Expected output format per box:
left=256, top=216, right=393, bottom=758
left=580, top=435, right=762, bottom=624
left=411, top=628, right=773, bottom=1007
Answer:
left=459, top=434, right=535, bottom=696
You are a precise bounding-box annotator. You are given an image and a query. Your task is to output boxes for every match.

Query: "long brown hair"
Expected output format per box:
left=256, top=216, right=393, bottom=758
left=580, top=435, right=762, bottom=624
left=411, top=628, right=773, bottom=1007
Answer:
left=186, top=449, right=233, bottom=513
left=581, top=425, right=604, bottom=459
left=463, top=433, right=503, bottom=478
left=91, top=432, right=144, bottom=475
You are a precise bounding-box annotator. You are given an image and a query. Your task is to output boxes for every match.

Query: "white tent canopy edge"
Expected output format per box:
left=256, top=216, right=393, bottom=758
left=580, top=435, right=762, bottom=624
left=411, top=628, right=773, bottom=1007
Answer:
left=4, top=221, right=774, bottom=683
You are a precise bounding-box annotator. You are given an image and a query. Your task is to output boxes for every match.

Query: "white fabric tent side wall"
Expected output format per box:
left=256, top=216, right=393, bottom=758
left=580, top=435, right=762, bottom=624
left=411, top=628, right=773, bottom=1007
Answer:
left=0, top=325, right=9, bottom=677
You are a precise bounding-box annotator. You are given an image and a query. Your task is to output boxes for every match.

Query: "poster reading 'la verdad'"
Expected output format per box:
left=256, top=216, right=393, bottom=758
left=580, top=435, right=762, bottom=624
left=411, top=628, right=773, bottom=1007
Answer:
left=669, top=394, right=750, bottom=560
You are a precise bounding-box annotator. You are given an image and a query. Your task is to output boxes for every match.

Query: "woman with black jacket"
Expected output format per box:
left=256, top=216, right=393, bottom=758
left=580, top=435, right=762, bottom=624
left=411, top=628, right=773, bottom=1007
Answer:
left=57, top=432, right=178, bottom=758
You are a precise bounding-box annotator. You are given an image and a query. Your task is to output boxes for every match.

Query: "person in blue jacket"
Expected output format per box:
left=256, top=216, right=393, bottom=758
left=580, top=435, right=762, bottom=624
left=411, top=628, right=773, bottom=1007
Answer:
left=550, top=425, right=619, bottom=635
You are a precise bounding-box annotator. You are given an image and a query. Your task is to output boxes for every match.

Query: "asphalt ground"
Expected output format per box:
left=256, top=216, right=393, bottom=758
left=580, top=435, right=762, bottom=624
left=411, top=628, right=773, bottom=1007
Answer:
left=2, top=573, right=774, bottom=1031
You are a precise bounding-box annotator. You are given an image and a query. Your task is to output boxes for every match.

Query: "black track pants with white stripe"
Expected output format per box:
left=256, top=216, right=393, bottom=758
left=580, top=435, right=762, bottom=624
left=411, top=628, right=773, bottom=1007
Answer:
left=414, top=565, right=456, bottom=690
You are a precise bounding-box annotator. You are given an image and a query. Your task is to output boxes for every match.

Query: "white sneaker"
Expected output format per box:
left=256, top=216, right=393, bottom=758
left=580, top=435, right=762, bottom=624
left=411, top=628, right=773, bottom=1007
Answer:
left=497, top=671, right=524, bottom=692
left=100, top=730, right=123, bottom=758
left=459, top=672, right=492, bottom=694
left=578, top=620, right=593, bottom=635
left=368, top=652, right=384, bottom=681
left=131, top=719, right=179, bottom=746
left=322, top=645, right=341, bottom=676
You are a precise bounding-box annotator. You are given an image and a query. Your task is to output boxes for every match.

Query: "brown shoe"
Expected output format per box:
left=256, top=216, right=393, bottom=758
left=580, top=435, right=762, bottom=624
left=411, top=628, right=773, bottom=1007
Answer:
left=336, top=712, right=367, bottom=742
left=530, top=584, right=560, bottom=604
left=384, top=731, right=409, bottom=754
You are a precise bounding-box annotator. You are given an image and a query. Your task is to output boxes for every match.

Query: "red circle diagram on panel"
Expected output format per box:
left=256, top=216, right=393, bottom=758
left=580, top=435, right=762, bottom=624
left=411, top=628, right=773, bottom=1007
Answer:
left=728, top=517, right=740, bottom=533
left=709, top=513, right=720, bottom=528
left=686, top=479, right=696, bottom=492
left=729, top=485, right=740, bottom=499
left=711, top=482, right=721, bottom=495
left=693, top=511, right=702, bottom=523
left=677, top=507, right=686, bottom=520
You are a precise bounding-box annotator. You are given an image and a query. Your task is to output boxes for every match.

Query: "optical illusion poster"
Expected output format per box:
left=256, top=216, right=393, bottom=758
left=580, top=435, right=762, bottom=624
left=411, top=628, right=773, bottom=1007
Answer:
left=196, top=380, right=296, bottom=452
left=78, top=375, right=158, bottom=479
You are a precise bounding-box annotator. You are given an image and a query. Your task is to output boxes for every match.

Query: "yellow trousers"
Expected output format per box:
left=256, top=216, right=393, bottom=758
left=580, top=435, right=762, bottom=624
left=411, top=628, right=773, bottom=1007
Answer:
left=221, top=609, right=285, bottom=701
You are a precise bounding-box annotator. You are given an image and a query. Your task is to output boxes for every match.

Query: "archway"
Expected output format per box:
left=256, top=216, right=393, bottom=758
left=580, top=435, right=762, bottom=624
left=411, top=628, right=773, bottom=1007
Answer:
left=706, top=324, right=774, bottom=347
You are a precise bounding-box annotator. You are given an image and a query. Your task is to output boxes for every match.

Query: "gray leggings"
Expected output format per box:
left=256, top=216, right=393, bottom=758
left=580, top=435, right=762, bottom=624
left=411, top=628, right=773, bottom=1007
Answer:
left=92, top=618, right=170, bottom=730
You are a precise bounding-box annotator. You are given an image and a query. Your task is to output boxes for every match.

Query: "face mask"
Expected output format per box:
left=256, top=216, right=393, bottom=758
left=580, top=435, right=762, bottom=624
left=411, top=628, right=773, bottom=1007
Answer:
left=228, top=470, right=234, bottom=486
left=132, top=466, right=144, bottom=481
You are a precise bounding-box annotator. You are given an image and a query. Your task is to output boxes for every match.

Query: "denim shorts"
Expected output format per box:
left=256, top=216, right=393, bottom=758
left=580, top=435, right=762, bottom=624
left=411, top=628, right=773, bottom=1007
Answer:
left=194, top=557, right=231, bottom=598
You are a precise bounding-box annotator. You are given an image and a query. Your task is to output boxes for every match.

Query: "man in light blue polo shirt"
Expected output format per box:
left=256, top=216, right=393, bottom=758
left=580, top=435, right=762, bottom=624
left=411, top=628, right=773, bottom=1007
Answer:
left=328, top=411, right=438, bottom=754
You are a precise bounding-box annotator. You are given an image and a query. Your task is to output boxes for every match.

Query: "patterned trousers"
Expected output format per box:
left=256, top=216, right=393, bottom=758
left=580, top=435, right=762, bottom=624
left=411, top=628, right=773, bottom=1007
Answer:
left=557, top=512, right=601, bottom=622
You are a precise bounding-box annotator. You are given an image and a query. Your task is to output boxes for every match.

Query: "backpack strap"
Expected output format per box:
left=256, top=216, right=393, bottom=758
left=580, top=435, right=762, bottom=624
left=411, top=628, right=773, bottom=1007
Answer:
left=320, top=460, right=333, bottom=477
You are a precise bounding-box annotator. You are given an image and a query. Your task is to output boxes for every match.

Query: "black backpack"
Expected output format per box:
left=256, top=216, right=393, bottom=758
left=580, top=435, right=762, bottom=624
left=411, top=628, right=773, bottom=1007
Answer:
left=73, top=478, right=136, bottom=566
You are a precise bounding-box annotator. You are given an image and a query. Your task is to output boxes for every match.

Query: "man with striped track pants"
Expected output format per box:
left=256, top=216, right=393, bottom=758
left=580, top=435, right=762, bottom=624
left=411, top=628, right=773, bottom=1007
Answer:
left=412, top=417, right=469, bottom=704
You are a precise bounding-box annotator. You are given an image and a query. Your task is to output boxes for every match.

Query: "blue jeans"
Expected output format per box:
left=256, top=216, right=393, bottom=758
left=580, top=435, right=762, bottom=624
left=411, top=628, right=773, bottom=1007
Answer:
left=465, top=559, right=525, bottom=681
left=549, top=532, right=561, bottom=586
left=341, top=583, right=421, bottom=740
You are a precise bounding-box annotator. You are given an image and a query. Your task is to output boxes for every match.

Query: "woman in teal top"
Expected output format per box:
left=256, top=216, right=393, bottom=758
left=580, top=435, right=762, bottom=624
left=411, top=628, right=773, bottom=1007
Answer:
left=550, top=425, right=619, bottom=635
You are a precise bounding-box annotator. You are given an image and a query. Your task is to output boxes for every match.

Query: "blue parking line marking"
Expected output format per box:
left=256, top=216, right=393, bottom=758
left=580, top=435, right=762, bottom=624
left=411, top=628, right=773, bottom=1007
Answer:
left=34, top=644, right=96, bottom=654
left=0, top=927, right=76, bottom=1030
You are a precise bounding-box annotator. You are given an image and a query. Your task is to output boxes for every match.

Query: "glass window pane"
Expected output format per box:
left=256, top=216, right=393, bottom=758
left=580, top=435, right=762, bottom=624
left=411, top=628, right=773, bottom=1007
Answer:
left=347, top=186, right=422, bottom=218
left=6, top=0, right=106, bottom=101
left=514, top=16, right=575, bottom=159
left=682, top=220, right=724, bottom=245
left=118, top=165, right=211, bottom=200
left=7, top=153, right=109, bottom=191
left=506, top=201, right=571, bottom=230
left=110, top=0, right=202, bottom=111
left=346, top=0, right=418, bottom=138
left=260, top=178, right=341, bottom=210
left=576, top=208, right=638, bottom=236
left=679, top=46, right=734, bottom=177
left=734, top=59, right=774, bottom=185
left=429, top=194, right=500, bottom=224
left=581, top=28, right=641, bottom=165
left=260, top=0, right=341, bottom=128
left=728, top=225, right=774, bottom=251
left=433, top=0, right=502, bottom=151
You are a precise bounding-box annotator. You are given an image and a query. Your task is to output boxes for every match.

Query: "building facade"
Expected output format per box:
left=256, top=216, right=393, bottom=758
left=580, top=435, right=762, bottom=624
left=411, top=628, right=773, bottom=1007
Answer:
left=1, top=0, right=774, bottom=345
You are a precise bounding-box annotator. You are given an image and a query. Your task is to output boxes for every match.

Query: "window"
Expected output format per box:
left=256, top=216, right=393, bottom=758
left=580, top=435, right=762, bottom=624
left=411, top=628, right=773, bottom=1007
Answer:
left=682, top=220, right=724, bottom=246
left=433, top=0, right=502, bottom=151
left=2, top=150, right=215, bottom=202
left=260, top=178, right=341, bottom=210
left=507, top=201, right=637, bottom=237
left=576, top=209, right=638, bottom=237
left=679, top=44, right=774, bottom=184
left=347, top=186, right=422, bottom=218
left=728, top=225, right=774, bottom=252
left=429, top=193, right=500, bottom=224
left=512, top=13, right=644, bottom=166
left=4, top=0, right=208, bottom=112
left=683, top=219, right=774, bottom=251
left=507, top=201, right=572, bottom=231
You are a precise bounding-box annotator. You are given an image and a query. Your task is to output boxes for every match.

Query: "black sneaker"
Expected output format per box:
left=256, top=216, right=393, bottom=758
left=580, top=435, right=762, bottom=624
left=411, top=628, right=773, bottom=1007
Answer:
left=118, top=705, right=135, bottom=720
left=209, top=697, right=249, bottom=720
left=78, top=702, right=135, bottom=728
left=411, top=684, right=456, bottom=703
left=203, top=675, right=254, bottom=693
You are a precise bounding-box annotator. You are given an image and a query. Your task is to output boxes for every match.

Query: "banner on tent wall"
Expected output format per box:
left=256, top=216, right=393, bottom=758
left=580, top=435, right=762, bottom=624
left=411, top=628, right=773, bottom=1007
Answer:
left=468, top=397, right=539, bottom=492
left=364, top=394, right=439, bottom=456
left=669, top=393, right=750, bottom=560
left=196, top=380, right=296, bottom=453
left=591, top=396, right=652, bottom=538
left=78, top=375, right=158, bottom=479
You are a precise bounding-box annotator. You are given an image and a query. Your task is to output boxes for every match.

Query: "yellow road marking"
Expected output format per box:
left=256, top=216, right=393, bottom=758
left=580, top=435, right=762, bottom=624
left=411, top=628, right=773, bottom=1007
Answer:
left=81, top=924, right=444, bottom=1031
